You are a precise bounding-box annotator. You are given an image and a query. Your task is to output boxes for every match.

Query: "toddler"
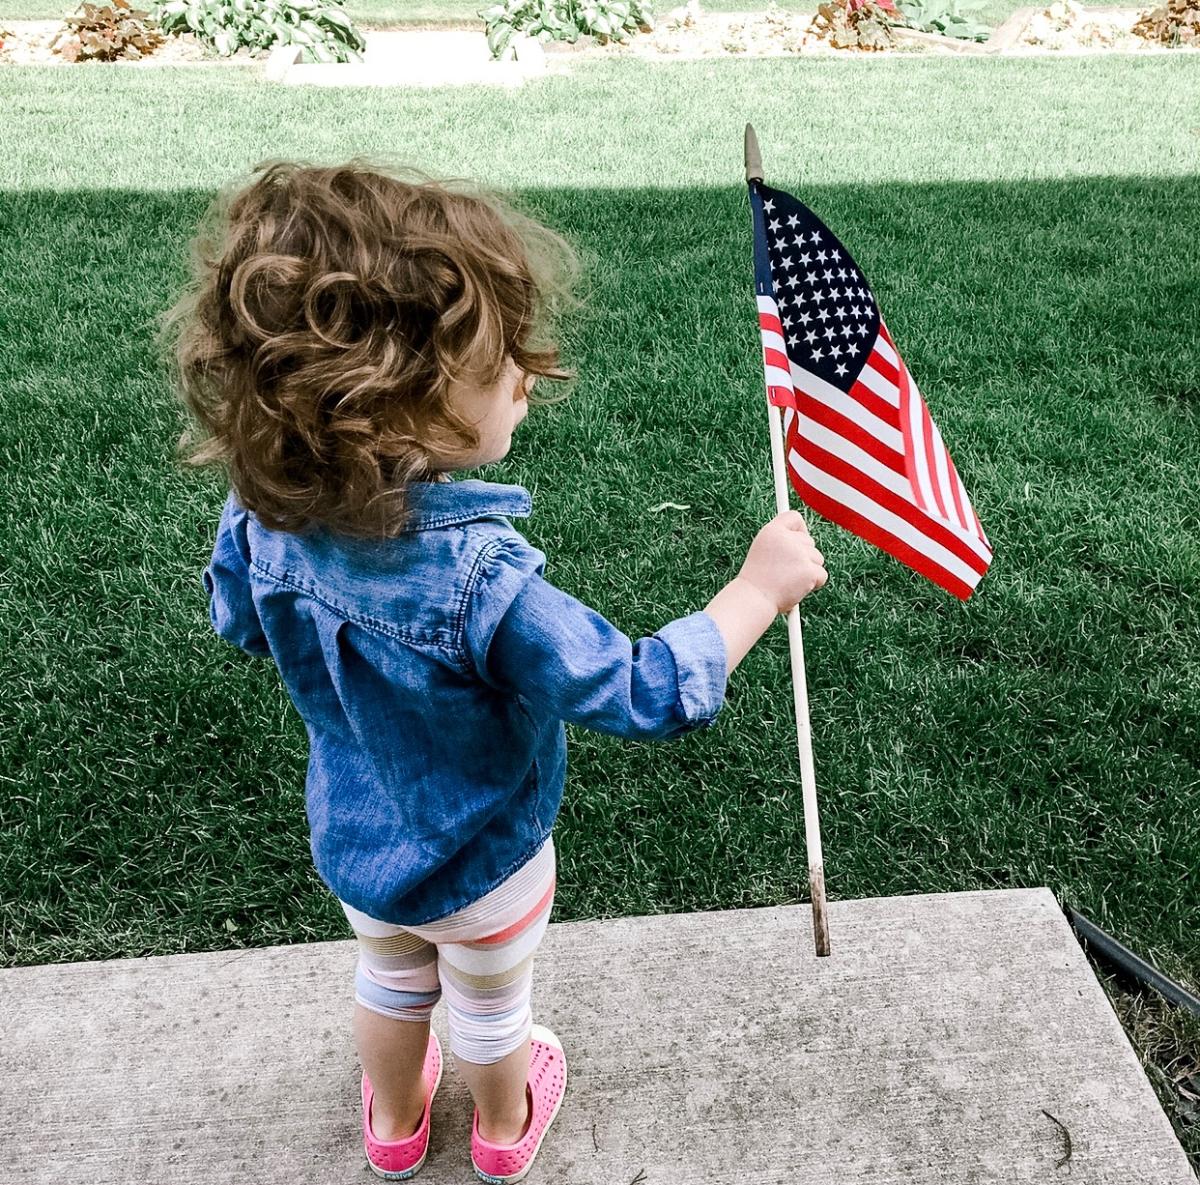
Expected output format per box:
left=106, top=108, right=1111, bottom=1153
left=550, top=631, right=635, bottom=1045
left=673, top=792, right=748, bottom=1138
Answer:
left=169, top=159, right=827, bottom=1183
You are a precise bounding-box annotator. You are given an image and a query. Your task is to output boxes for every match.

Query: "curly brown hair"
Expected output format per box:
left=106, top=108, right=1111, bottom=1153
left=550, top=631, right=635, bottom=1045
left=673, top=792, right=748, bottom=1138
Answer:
left=165, top=158, right=581, bottom=540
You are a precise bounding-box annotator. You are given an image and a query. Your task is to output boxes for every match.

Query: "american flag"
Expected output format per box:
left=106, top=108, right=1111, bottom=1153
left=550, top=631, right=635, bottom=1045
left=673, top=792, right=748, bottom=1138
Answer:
left=750, top=179, right=993, bottom=601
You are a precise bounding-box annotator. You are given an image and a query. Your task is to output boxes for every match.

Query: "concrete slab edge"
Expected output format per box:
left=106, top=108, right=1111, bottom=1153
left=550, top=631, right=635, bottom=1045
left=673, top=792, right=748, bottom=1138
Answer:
left=1, top=885, right=1060, bottom=976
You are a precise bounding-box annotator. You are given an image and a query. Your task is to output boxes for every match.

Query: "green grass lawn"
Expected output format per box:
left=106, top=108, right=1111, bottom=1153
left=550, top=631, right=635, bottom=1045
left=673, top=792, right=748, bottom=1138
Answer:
left=1, top=56, right=1199, bottom=1161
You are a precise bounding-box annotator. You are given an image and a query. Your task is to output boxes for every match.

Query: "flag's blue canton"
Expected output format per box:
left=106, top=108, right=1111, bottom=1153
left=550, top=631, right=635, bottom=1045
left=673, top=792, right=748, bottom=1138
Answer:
left=756, top=182, right=881, bottom=396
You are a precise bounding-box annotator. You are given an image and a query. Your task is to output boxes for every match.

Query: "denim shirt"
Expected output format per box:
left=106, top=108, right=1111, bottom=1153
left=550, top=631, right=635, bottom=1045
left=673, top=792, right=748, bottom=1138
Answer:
left=202, top=477, right=728, bottom=925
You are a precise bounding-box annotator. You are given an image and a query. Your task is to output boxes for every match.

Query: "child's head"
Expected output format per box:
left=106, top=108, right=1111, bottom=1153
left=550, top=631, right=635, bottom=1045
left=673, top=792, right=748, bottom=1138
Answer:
left=167, top=159, right=580, bottom=540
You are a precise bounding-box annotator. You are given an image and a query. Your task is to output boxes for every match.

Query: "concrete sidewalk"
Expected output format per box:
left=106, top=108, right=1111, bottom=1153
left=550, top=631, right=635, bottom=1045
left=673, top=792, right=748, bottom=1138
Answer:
left=2, top=887, right=1194, bottom=1183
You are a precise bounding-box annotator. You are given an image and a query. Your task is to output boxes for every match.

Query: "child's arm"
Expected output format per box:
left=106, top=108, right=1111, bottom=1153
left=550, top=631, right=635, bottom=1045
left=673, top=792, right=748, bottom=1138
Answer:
left=202, top=493, right=271, bottom=658
left=464, top=513, right=824, bottom=742
left=470, top=558, right=728, bottom=741
left=702, top=575, right=779, bottom=679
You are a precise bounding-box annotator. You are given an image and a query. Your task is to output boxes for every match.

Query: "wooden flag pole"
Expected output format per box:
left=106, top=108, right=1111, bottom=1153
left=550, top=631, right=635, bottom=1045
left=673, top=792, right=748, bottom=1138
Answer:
left=745, top=123, right=832, bottom=957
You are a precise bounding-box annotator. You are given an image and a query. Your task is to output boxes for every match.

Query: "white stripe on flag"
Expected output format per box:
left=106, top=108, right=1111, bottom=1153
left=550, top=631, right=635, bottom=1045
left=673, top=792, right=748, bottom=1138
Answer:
left=762, top=328, right=787, bottom=355
left=766, top=364, right=794, bottom=390
left=788, top=358, right=904, bottom=454
left=856, top=358, right=901, bottom=407
left=951, top=466, right=979, bottom=536
left=930, top=415, right=957, bottom=526
left=904, top=371, right=939, bottom=516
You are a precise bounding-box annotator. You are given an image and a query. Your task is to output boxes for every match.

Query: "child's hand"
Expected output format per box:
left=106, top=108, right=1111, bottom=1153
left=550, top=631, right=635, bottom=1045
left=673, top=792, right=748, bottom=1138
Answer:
left=703, top=510, right=826, bottom=676
left=738, top=510, right=827, bottom=615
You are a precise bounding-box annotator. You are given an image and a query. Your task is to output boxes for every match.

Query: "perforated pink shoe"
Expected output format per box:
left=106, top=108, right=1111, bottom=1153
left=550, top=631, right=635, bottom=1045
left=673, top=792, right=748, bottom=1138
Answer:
left=362, top=1031, right=443, bottom=1179
left=471, top=1024, right=567, bottom=1184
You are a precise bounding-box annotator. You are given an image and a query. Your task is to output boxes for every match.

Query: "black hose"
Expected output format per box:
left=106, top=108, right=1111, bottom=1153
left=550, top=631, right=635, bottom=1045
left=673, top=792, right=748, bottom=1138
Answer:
left=1062, top=901, right=1200, bottom=1018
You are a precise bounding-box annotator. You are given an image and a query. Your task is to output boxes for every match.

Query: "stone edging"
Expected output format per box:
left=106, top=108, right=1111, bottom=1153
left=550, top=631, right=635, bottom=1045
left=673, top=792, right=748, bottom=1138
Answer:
left=987, top=3, right=1039, bottom=49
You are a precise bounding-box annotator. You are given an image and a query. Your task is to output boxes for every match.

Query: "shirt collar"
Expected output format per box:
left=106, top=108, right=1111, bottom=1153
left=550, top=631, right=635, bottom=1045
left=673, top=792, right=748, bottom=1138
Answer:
left=398, top=477, right=533, bottom=532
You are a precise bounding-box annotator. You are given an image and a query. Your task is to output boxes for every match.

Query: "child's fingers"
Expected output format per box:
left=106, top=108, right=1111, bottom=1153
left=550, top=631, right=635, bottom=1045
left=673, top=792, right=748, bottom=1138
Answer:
left=775, top=509, right=811, bottom=534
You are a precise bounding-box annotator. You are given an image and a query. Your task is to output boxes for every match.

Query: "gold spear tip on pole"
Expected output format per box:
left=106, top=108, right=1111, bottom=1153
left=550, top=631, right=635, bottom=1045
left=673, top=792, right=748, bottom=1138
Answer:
left=744, top=123, right=763, bottom=184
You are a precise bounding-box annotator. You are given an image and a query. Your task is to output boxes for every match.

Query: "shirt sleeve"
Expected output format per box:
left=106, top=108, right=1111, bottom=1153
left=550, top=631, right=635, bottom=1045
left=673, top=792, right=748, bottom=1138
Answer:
left=463, top=535, right=727, bottom=741
left=202, top=493, right=271, bottom=658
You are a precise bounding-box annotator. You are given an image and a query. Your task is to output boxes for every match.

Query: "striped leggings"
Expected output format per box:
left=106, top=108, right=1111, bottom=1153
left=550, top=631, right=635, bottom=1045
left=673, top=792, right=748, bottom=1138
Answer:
left=339, top=836, right=556, bottom=1065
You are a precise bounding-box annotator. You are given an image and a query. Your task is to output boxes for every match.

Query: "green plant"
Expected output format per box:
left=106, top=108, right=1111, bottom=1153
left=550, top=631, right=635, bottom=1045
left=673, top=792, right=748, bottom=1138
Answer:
left=151, top=0, right=365, bottom=61
left=480, top=0, right=653, bottom=60
left=811, top=0, right=899, bottom=48
left=50, top=0, right=165, bottom=60
left=896, top=0, right=990, bottom=40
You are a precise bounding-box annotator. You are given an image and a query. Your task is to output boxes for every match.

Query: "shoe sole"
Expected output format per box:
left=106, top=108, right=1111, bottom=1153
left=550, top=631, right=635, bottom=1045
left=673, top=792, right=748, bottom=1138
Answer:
left=472, top=1024, right=566, bottom=1185
left=366, top=1040, right=445, bottom=1181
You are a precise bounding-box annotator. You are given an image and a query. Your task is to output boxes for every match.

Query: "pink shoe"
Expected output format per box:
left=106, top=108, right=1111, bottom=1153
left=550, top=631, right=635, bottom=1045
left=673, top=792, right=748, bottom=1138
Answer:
left=362, top=1031, right=443, bottom=1180
left=471, top=1024, right=567, bottom=1184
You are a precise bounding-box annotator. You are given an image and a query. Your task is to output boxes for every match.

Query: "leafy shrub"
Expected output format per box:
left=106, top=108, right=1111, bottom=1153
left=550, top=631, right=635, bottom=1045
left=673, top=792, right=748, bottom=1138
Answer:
left=50, top=0, right=165, bottom=60
left=151, top=0, right=365, bottom=61
left=810, top=0, right=899, bottom=48
left=1132, top=0, right=1200, bottom=44
left=480, top=0, right=653, bottom=60
left=896, top=0, right=990, bottom=40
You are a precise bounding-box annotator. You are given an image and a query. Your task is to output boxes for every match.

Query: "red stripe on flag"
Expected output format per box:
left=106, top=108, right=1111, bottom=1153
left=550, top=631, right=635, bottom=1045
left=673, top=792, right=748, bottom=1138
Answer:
left=919, top=400, right=950, bottom=522
left=763, top=346, right=790, bottom=374
left=897, top=359, right=929, bottom=514
left=794, top=478, right=975, bottom=602
left=867, top=348, right=899, bottom=389
left=759, top=311, right=783, bottom=336
left=787, top=421, right=991, bottom=578
left=846, top=375, right=902, bottom=430
left=793, top=392, right=907, bottom=478
left=946, top=455, right=969, bottom=532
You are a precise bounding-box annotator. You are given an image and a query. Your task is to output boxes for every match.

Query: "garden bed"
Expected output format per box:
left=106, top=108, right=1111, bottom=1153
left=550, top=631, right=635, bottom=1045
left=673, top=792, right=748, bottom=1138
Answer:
left=2, top=0, right=1197, bottom=66
left=572, top=0, right=1199, bottom=55
left=0, top=18, right=255, bottom=61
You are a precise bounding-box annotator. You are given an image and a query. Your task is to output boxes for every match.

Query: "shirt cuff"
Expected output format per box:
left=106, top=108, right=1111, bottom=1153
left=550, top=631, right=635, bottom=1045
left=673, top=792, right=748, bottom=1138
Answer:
left=652, top=610, right=728, bottom=730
